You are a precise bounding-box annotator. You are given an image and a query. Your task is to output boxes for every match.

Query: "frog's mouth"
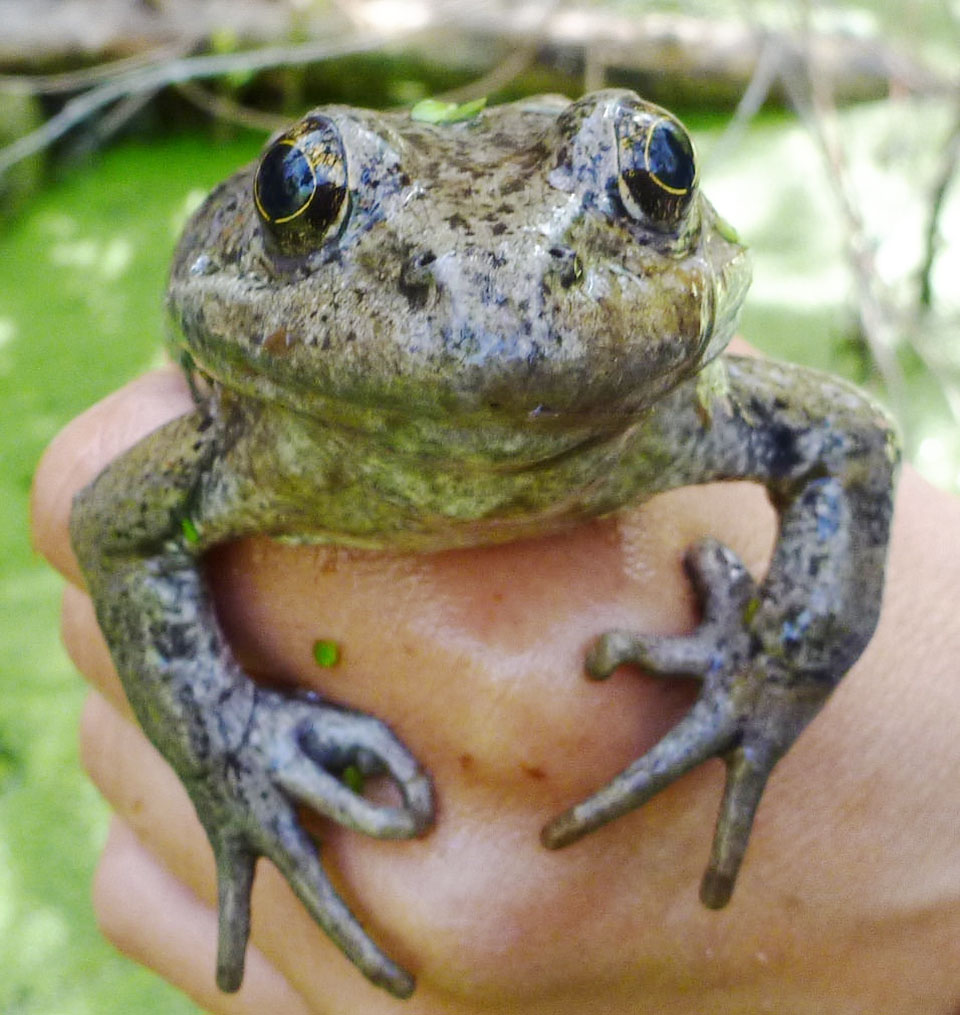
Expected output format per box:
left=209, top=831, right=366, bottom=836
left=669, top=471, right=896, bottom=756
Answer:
left=696, top=227, right=752, bottom=366
left=171, top=322, right=654, bottom=474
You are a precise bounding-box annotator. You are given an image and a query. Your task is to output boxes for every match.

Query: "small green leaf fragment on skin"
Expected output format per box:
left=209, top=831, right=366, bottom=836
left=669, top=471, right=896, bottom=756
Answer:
left=410, top=97, right=487, bottom=124
left=714, top=214, right=741, bottom=244
left=342, top=765, right=364, bottom=794
left=312, top=638, right=341, bottom=668
left=181, top=517, right=200, bottom=545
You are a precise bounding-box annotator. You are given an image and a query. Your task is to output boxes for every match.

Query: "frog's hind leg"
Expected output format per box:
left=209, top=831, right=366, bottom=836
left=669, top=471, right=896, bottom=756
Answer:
left=542, top=539, right=773, bottom=906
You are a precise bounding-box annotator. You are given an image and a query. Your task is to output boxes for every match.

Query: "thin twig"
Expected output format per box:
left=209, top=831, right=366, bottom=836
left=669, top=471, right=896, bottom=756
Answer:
left=427, top=0, right=557, bottom=105
left=0, top=42, right=193, bottom=94
left=91, top=87, right=164, bottom=146
left=175, top=81, right=288, bottom=133
left=704, top=27, right=782, bottom=167
left=0, top=29, right=415, bottom=179
left=918, top=93, right=960, bottom=309
left=430, top=45, right=539, bottom=104
left=583, top=44, right=606, bottom=93
left=780, top=5, right=905, bottom=409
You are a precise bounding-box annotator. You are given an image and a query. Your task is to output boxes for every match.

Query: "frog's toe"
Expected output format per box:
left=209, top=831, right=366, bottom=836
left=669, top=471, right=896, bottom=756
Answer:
left=268, top=698, right=434, bottom=839
left=197, top=689, right=431, bottom=995
left=700, top=742, right=774, bottom=908
left=586, top=538, right=757, bottom=681
left=211, top=803, right=417, bottom=998
left=541, top=694, right=737, bottom=849
left=268, top=810, right=417, bottom=998
left=212, top=836, right=257, bottom=991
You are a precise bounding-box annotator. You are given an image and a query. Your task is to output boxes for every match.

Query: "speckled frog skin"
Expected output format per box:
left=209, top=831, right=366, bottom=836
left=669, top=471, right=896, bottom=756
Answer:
left=70, top=90, right=899, bottom=999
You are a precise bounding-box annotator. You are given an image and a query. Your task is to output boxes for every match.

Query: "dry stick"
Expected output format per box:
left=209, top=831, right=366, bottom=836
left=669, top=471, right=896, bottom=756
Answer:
left=0, top=42, right=193, bottom=95
left=174, top=38, right=542, bottom=134
left=91, top=88, right=164, bottom=146
left=789, top=3, right=960, bottom=428
left=430, top=44, right=539, bottom=105
left=175, top=81, right=289, bottom=133
left=779, top=32, right=906, bottom=412
left=0, top=30, right=411, bottom=179
left=583, top=43, right=606, bottom=94
left=910, top=92, right=960, bottom=428
left=704, top=28, right=782, bottom=169
left=918, top=95, right=960, bottom=309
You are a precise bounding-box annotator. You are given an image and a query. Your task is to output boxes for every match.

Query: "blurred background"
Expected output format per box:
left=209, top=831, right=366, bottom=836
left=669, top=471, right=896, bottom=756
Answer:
left=1, top=0, right=958, bottom=1011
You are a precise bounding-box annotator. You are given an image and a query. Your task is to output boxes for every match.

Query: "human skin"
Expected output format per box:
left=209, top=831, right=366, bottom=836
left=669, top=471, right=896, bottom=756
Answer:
left=31, top=365, right=960, bottom=1014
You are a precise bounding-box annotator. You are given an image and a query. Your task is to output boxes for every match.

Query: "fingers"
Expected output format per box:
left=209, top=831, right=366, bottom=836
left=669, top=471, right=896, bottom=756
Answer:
left=61, top=583, right=130, bottom=715
left=30, top=368, right=192, bottom=587
left=95, top=820, right=311, bottom=1015
left=80, top=691, right=214, bottom=890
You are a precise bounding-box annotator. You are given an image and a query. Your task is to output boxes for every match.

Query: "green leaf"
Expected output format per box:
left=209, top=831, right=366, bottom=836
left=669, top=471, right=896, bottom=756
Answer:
left=713, top=213, right=741, bottom=244
left=312, top=638, right=341, bottom=668
left=410, top=97, right=487, bottom=124
left=341, top=765, right=364, bottom=794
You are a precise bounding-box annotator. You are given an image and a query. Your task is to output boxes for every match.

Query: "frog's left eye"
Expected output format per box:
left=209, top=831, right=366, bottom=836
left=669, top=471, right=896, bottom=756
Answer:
left=615, top=107, right=697, bottom=230
left=254, top=116, right=348, bottom=256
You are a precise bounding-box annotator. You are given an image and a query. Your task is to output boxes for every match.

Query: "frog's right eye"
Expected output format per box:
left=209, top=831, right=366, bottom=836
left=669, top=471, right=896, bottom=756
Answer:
left=614, top=105, right=697, bottom=231
left=254, top=116, right=348, bottom=255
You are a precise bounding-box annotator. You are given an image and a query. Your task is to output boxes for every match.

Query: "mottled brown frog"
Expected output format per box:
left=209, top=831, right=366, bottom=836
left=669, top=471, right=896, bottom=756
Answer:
left=69, top=90, right=899, bottom=999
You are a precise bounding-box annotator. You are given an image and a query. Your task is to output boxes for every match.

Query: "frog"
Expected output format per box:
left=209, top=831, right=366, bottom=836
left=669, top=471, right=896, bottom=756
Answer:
left=68, top=89, right=899, bottom=1000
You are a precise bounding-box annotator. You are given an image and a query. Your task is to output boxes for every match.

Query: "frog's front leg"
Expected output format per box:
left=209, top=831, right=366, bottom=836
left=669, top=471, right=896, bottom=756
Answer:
left=69, top=406, right=433, bottom=999
left=543, top=355, right=900, bottom=908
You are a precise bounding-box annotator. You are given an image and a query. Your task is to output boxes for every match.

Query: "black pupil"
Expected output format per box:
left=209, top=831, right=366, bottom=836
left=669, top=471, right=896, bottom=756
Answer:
left=647, top=121, right=695, bottom=191
left=257, top=143, right=314, bottom=221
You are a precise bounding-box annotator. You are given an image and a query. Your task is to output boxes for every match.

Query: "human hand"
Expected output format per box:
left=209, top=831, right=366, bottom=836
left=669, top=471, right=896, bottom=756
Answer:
left=31, top=367, right=960, bottom=1014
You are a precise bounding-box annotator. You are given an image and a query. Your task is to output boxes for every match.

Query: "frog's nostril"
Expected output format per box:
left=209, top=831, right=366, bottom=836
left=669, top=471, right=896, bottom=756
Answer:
left=548, top=245, right=583, bottom=289
left=398, top=250, right=438, bottom=310
left=412, top=250, right=437, bottom=269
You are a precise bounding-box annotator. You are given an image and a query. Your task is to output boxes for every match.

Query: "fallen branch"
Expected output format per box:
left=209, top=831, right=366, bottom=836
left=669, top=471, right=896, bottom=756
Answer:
left=0, top=29, right=411, bottom=178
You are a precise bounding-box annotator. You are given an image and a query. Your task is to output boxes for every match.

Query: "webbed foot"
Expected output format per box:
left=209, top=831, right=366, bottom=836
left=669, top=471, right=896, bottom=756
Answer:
left=189, top=688, right=433, bottom=998
left=542, top=538, right=831, bottom=908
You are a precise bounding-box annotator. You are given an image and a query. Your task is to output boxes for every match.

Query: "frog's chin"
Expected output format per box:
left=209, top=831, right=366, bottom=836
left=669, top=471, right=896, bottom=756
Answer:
left=276, top=501, right=613, bottom=552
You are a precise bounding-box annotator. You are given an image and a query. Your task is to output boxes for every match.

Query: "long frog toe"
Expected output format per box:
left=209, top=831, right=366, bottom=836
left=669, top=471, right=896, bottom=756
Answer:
left=541, top=694, right=739, bottom=850
left=700, top=741, right=777, bottom=908
left=210, top=794, right=417, bottom=998
left=260, top=690, right=434, bottom=838
left=212, top=835, right=257, bottom=992
left=268, top=809, right=417, bottom=998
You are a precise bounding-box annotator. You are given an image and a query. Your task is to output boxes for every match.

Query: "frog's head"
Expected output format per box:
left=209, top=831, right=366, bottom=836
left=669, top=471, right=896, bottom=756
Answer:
left=168, top=90, right=749, bottom=435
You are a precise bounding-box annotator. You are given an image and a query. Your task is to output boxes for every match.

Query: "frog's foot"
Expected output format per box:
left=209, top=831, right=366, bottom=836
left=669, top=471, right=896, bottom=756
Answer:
left=542, top=538, right=827, bottom=909
left=192, top=689, right=433, bottom=998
